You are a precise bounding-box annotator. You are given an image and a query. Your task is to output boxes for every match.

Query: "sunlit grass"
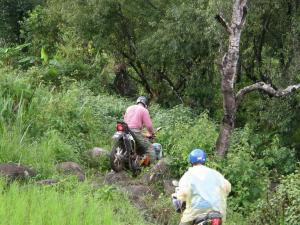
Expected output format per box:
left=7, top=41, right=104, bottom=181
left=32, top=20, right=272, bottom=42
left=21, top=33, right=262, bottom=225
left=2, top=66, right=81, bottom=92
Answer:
left=0, top=181, right=151, bottom=225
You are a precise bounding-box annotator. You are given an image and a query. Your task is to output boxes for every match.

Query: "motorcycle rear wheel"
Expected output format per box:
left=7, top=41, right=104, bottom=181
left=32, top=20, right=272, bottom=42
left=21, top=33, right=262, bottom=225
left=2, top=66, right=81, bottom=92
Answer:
left=110, top=141, right=126, bottom=172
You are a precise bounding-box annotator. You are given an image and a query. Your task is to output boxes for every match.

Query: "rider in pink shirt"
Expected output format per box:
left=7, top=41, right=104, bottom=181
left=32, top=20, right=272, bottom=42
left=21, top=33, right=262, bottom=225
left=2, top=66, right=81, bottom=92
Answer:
left=124, top=96, right=154, bottom=154
left=124, top=104, right=154, bottom=134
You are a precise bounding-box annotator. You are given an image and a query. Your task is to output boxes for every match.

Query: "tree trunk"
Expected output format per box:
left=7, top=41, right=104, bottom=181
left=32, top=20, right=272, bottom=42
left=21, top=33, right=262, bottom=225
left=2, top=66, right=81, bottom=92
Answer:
left=216, top=114, right=236, bottom=156
left=215, top=0, right=248, bottom=156
left=113, top=63, right=137, bottom=97
left=215, top=0, right=300, bottom=156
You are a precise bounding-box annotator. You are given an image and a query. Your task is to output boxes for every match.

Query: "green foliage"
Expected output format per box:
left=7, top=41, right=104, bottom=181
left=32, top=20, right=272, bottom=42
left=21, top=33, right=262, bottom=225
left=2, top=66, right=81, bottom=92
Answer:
left=155, top=108, right=218, bottom=176
left=25, top=0, right=223, bottom=109
left=137, top=0, right=221, bottom=108
left=0, top=43, right=32, bottom=67
left=261, top=136, right=297, bottom=175
left=95, top=185, right=118, bottom=201
left=20, top=8, right=111, bottom=88
left=0, top=0, right=43, bottom=44
left=250, top=170, right=300, bottom=225
left=223, top=127, right=269, bottom=213
left=20, top=5, right=61, bottom=56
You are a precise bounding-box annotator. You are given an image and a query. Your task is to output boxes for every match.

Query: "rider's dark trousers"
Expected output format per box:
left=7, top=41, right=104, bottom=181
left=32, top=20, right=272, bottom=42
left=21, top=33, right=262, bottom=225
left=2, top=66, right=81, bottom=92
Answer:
left=131, top=131, right=151, bottom=154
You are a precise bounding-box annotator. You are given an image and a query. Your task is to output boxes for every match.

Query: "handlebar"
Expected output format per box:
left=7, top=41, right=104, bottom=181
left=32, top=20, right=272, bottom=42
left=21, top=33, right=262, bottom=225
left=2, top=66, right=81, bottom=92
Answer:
left=143, top=127, right=162, bottom=139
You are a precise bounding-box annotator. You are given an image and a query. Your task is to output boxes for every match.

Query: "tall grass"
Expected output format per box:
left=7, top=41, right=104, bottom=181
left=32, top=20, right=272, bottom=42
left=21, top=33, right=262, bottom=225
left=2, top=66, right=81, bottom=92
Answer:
left=0, top=68, right=129, bottom=176
left=0, top=180, right=151, bottom=225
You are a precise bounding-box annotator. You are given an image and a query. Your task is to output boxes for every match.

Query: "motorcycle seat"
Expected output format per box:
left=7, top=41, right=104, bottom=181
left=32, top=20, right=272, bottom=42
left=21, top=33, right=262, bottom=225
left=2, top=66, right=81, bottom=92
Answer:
left=194, top=211, right=222, bottom=223
left=207, top=211, right=222, bottom=219
left=193, top=214, right=208, bottom=223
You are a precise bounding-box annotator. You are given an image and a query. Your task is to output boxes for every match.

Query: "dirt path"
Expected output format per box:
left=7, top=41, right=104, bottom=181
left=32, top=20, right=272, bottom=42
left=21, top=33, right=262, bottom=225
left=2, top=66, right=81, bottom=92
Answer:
left=91, top=159, right=179, bottom=225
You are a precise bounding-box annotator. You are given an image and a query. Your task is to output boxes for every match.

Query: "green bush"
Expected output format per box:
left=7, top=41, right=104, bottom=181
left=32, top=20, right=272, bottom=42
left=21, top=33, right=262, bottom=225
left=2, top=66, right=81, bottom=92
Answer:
left=0, top=44, right=34, bottom=67
left=250, top=170, right=300, bottom=225
left=222, top=126, right=269, bottom=213
left=154, top=108, right=218, bottom=176
left=261, top=136, right=297, bottom=175
left=20, top=5, right=62, bottom=56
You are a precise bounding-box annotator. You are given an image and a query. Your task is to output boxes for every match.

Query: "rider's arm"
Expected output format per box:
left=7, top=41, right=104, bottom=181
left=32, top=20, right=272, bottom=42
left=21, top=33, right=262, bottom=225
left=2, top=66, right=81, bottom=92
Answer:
left=216, top=171, right=231, bottom=195
left=177, top=173, right=190, bottom=202
left=223, top=178, right=231, bottom=195
left=142, top=108, right=154, bottom=134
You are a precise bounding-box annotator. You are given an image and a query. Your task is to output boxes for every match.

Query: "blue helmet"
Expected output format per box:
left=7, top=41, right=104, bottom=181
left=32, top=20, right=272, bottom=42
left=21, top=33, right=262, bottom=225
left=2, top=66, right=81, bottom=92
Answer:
left=188, top=149, right=206, bottom=165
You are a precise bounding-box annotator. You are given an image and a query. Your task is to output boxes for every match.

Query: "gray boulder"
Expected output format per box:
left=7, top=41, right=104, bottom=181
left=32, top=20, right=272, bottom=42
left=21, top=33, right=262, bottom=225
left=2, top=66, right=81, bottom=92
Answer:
left=121, top=184, right=159, bottom=210
left=56, top=162, right=85, bottom=181
left=104, top=171, right=131, bottom=185
left=163, top=179, right=175, bottom=195
left=0, top=163, right=36, bottom=181
left=123, top=185, right=157, bottom=201
left=83, top=147, right=109, bottom=167
left=143, top=158, right=170, bottom=183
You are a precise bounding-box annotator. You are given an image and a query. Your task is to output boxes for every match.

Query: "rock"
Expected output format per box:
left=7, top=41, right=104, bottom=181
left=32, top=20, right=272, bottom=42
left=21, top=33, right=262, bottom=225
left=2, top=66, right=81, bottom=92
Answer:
left=83, top=147, right=109, bottom=167
left=89, top=147, right=109, bottom=158
left=163, top=179, right=175, bottom=195
left=56, top=162, right=85, bottom=181
left=121, top=184, right=159, bottom=211
left=104, top=171, right=131, bottom=185
left=143, top=158, right=170, bottom=183
left=123, top=185, right=156, bottom=201
left=120, top=184, right=159, bottom=210
left=36, top=179, right=59, bottom=186
left=0, top=163, right=36, bottom=181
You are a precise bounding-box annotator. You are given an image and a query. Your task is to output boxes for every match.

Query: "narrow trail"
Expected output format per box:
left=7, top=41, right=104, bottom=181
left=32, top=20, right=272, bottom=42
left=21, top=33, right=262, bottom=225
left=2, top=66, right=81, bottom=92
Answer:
left=91, top=159, right=178, bottom=225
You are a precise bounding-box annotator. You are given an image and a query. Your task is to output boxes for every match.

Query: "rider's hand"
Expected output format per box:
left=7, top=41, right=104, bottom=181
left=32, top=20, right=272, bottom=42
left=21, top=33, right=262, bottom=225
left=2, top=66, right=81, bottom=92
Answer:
left=144, top=132, right=154, bottom=139
left=171, top=193, right=177, bottom=199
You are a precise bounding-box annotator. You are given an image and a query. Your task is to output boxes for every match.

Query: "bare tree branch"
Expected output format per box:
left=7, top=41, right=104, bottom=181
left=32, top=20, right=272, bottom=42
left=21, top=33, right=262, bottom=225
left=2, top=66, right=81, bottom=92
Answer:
left=236, top=82, right=300, bottom=107
left=215, top=14, right=232, bottom=34
left=120, top=51, right=154, bottom=97
left=158, top=71, right=184, bottom=104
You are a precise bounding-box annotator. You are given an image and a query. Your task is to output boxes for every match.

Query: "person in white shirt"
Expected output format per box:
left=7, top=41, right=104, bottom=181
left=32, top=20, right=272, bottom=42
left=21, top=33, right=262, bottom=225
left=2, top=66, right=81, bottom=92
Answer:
left=174, top=148, right=231, bottom=225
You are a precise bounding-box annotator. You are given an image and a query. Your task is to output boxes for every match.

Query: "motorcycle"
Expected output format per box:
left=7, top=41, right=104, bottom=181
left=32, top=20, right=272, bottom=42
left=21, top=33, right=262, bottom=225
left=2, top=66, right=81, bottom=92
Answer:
left=110, top=121, right=162, bottom=175
left=171, top=180, right=223, bottom=225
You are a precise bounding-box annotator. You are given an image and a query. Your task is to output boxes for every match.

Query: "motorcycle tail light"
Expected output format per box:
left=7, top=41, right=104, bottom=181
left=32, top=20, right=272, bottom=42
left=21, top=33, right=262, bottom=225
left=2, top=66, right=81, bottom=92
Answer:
left=116, top=123, right=124, bottom=131
left=211, top=218, right=222, bottom=225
